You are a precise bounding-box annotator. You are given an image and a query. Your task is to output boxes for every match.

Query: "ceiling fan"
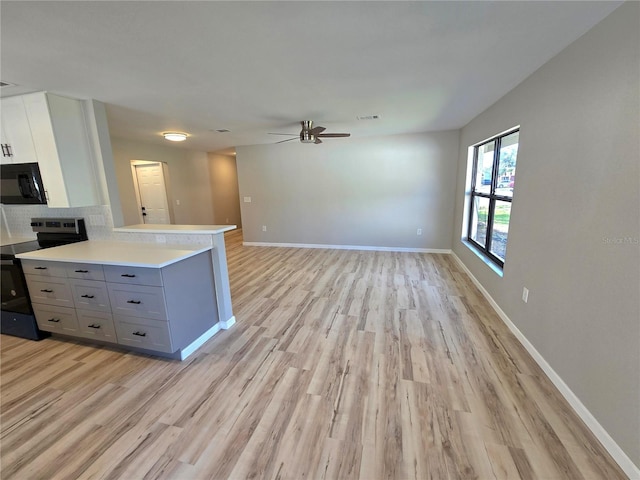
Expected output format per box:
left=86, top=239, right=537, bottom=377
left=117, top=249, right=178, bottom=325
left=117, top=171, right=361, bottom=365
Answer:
left=269, top=120, right=350, bottom=144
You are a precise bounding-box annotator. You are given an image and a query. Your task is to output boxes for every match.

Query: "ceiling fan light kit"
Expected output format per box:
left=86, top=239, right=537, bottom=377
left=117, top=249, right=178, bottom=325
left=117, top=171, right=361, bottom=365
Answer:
left=270, top=120, right=350, bottom=145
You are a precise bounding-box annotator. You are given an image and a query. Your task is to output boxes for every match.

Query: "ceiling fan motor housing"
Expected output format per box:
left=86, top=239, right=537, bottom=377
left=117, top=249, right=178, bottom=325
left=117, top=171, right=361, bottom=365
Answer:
left=300, top=120, right=315, bottom=143
left=300, top=131, right=316, bottom=143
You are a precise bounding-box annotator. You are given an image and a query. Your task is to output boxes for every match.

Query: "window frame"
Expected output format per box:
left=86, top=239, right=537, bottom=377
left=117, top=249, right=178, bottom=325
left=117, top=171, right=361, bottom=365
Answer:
left=467, top=128, right=519, bottom=269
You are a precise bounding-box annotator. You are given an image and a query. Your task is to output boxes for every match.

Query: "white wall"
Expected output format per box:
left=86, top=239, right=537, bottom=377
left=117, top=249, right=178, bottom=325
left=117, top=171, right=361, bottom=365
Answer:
left=236, top=131, right=459, bottom=249
left=110, top=137, right=215, bottom=226
left=452, top=2, right=639, bottom=469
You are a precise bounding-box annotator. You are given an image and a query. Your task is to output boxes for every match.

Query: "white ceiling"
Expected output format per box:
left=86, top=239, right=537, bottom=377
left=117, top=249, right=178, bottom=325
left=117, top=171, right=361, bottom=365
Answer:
left=0, top=1, right=622, bottom=153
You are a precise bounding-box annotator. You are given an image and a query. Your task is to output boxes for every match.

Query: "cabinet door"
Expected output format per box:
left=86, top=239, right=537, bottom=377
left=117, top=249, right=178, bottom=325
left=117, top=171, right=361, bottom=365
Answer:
left=77, top=310, right=117, bottom=343
left=66, top=263, right=105, bottom=281
left=33, top=304, right=79, bottom=334
left=21, top=260, right=68, bottom=278
left=70, top=279, right=111, bottom=312
left=114, top=315, right=173, bottom=353
left=0, top=96, right=38, bottom=164
left=107, top=283, right=167, bottom=320
left=103, top=265, right=163, bottom=286
left=0, top=121, right=14, bottom=164
left=22, top=92, right=99, bottom=208
left=25, top=276, right=74, bottom=308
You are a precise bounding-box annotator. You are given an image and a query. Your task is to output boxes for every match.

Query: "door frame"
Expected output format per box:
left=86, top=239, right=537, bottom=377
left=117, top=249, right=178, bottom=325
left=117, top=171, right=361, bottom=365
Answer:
left=130, top=160, right=175, bottom=224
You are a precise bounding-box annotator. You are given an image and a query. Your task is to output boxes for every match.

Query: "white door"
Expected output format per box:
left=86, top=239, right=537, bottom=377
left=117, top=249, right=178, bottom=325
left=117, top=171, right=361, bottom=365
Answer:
left=135, top=163, right=170, bottom=224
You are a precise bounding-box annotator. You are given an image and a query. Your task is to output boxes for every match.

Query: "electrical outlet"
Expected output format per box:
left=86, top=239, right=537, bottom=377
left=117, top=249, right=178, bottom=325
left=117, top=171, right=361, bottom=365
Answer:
left=417, top=228, right=422, bottom=235
left=244, top=196, right=252, bottom=203
left=522, top=287, right=529, bottom=303
left=176, top=199, right=180, bottom=206
left=262, top=225, right=267, bottom=232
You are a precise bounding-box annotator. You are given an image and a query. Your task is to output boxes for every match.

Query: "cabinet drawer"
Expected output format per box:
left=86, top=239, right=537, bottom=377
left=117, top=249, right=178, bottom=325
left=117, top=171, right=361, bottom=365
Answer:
left=114, top=316, right=173, bottom=353
left=21, top=260, right=67, bottom=278
left=66, top=263, right=105, bottom=281
left=104, top=265, right=162, bottom=286
left=33, top=304, right=79, bottom=334
left=77, top=310, right=117, bottom=343
left=26, top=276, right=73, bottom=307
left=70, top=279, right=110, bottom=312
left=107, top=284, right=167, bottom=320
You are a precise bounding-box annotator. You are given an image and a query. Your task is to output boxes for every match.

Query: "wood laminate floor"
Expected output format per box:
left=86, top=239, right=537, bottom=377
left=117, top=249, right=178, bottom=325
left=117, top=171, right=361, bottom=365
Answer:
left=0, top=229, right=628, bottom=479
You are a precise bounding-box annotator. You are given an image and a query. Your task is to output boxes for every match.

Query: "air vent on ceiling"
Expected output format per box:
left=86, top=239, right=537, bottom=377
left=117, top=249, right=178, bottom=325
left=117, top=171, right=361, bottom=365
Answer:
left=357, top=114, right=381, bottom=121
left=0, top=81, right=16, bottom=88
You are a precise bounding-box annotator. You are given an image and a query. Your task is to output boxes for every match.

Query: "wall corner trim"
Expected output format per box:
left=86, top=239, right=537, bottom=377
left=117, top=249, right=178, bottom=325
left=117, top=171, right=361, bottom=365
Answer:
left=450, top=252, right=640, bottom=479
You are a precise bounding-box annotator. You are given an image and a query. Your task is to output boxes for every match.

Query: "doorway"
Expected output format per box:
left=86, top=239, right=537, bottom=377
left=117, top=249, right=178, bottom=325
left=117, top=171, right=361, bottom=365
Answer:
left=130, top=160, right=173, bottom=224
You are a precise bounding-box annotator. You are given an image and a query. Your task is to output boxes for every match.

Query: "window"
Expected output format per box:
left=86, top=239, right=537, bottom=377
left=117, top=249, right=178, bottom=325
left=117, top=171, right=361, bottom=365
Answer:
left=467, top=129, right=519, bottom=268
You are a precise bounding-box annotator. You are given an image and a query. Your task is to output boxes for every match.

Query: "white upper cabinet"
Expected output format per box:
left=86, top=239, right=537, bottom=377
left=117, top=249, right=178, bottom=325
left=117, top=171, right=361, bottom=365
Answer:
left=16, top=92, right=99, bottom=208
left=0, top=96, right=38, bottom=164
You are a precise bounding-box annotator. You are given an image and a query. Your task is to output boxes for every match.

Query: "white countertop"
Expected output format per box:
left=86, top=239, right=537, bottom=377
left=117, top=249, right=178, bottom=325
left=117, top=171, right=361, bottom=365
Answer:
left=16, top=240, right=212, bottom=268
left=114, top=224, right=236, bottom=235
left=1, top=236, right=37, bottom=247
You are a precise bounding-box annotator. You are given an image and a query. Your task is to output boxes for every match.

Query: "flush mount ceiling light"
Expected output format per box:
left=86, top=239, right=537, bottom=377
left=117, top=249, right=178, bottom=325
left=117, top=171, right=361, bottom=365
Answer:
left=163, top=132, right=188, bottom=142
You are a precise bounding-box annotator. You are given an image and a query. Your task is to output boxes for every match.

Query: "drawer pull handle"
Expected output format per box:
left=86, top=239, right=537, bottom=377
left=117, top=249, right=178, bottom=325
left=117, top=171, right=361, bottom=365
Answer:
left=121, top=274, right=136, bottom=278
left=88, top=324, right=101, bottom=329
left=75, top=269, right=89, bottom=273
left=41, top=289, right=54, bottom=293
left=47, top=318, right=60, bottom=323
left=34, top=267, right=47, bottom=270
left=127, top=300, right=142, bottom=305
left=132, top=331, right=146, bottom=337
left=81, top=294, right=95, bottom=299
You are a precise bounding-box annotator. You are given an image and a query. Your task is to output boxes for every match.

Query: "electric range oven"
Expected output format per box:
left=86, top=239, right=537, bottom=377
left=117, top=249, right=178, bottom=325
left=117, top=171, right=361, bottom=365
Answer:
left=1, top=217, right=88, bottom=340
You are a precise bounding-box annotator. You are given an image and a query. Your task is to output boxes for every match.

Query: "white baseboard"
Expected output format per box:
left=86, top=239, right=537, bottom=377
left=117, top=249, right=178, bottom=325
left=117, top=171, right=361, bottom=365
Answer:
left=179, top=323, right=221, bottom=360
left=221, top=315, right=236, bottom=329
left=179, top=316, right=237, bottom=360
left=243, top=241, right=451, bottom=254
left=450, top=252, right=640, bottom=479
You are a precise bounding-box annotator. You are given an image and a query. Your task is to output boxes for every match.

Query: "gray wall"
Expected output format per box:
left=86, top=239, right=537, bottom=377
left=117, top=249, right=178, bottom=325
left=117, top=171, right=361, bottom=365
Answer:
left=208, top=153, right=242, bottom=227
left=452, top=2, right=639, bottom=466
left=110, top=137, right=215, bottom=226
left=236, top=131, right=460, bottom=249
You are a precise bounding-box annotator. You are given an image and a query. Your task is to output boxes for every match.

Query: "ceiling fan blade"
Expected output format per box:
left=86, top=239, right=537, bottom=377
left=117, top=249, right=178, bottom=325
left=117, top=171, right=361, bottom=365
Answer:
left=314, top=137, right=323, bottom=144
left=268, top=133, right=298, bottom=136
left=316, top=133, right=350, bottom=138
left=275, top=137, right=299, bottom=144
left=310, top=126, right=326, bottom=135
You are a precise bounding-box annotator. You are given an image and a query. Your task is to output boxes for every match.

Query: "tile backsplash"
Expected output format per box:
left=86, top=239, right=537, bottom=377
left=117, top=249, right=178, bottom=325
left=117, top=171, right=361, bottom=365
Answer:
left=1, top=204, right=115, bottom=240
left=1, top=204, right=214, bottom=246
left=111, top=231, right=213, bottom=246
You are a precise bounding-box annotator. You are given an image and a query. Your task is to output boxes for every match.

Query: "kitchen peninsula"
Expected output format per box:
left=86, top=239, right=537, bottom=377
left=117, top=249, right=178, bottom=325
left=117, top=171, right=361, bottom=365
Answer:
left=17, top=224, right=237, bottom=360
left=113, top=224, right=236, bottom=332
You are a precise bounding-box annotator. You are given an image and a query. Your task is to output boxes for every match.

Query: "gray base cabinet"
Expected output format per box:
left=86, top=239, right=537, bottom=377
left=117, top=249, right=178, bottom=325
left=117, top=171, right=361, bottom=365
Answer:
left=31, top=303, right=79, bottom=335
left=77, top=310, right=118, bottom=343
left=22, top=251, right=219, bottom=356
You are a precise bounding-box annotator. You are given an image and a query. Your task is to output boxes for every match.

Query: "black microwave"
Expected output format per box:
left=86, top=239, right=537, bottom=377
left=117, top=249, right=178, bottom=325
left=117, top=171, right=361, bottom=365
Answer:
left=0, top=163, right=47, bottom=205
